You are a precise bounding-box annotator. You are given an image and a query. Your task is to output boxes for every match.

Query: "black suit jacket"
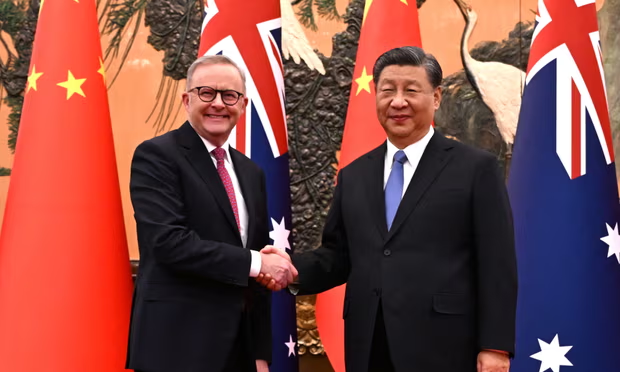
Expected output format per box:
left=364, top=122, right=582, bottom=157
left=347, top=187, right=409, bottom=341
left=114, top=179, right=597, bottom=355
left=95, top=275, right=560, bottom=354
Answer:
left=126, top=122, right=271, bottom=372
left=293, top=132, right=517, bottom=372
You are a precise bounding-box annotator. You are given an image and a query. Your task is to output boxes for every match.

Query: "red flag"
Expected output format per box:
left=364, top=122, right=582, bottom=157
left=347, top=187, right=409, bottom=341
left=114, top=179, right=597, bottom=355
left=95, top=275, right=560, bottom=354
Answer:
left=315, top=2, right=423, bottom=371
left=0, top=0, right=133, bottom=371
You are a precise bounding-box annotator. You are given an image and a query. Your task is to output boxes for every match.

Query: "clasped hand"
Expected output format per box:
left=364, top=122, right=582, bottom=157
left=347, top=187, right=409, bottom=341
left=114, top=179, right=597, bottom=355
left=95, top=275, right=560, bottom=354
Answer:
left=256, top=246, right=297, bottom=291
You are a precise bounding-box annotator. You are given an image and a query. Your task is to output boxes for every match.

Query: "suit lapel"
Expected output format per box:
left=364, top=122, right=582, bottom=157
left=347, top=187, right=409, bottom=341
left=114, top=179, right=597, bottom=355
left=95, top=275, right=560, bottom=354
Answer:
left=230, top=148, right=256, bottom=248
left=177, top=122, right=241, bottom=236
left=386, top=132, right=454, bottom=243
left=365, top=143, right=389, bottom=240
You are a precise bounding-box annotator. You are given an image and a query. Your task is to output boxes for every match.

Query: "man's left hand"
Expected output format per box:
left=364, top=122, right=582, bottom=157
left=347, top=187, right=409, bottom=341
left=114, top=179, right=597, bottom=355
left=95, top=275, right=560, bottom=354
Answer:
left=256, top=359, right=269, bottom=372
left=477, top=350, right=510, bottom=372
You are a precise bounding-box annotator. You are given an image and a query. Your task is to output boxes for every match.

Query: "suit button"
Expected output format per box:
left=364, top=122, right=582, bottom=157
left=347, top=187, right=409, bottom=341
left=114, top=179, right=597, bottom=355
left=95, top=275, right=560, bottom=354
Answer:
left=383, top=249, right=391, bottom=256
left=373, top=288, right=382, bottom=296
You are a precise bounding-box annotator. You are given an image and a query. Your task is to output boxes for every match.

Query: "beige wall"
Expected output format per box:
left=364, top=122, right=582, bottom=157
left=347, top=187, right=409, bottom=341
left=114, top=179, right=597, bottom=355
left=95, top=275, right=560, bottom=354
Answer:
left=0, top=31, right=17, bottom=246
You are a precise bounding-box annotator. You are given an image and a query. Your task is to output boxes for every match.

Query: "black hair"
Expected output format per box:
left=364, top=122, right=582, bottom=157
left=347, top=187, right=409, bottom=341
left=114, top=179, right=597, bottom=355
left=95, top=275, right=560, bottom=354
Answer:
left=372, top=46, right=443, bottom=88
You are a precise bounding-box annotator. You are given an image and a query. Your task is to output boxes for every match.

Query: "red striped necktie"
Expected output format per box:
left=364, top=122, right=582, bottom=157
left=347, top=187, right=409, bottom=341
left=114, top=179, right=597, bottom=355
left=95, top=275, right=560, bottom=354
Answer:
left=212, top=147, right=240, bottom=229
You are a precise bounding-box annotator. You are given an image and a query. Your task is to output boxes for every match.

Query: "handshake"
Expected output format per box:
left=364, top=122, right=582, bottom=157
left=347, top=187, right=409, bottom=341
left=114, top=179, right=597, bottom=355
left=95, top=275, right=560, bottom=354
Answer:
left=256, top=246, right=297, bottom=291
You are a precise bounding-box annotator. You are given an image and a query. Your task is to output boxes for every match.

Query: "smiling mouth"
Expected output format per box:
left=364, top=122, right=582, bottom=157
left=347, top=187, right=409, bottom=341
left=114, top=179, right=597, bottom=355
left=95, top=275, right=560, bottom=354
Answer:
left=390, top=115, right=411, bottom=121
left=205, top=114, right=228, bottom=119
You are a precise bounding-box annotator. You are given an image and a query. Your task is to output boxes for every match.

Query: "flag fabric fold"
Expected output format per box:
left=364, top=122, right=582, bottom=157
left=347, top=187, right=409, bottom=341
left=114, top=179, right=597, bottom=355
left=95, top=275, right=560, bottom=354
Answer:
left=508, top=0, right=620, bottom=371
left=199, top=1, right=298, bottom=371
left=0, top=0, right=133, bottom=370
left=316, top=2, right=423, bottom=371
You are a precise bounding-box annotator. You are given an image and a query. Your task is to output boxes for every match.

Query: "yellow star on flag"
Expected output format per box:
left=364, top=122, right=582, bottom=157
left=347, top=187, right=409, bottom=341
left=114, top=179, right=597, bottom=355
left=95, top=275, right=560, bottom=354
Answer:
left=355, top=66, right=373, bottom=96
left=57, top=70, right=87, bottom=99
left=98, top=57, right=106, bottom=83
left=362, top=0, right=373, bottom=26
left=27, top=65, right=44, bottom=93
left=38, top=0, right=44, bottom=15
left=401, top=0, right=408, bottom=4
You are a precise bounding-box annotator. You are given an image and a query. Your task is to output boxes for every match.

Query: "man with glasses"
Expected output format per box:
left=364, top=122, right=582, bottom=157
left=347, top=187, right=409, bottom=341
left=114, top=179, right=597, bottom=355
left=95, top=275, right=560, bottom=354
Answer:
left=126, top=55, right=296, bottom=372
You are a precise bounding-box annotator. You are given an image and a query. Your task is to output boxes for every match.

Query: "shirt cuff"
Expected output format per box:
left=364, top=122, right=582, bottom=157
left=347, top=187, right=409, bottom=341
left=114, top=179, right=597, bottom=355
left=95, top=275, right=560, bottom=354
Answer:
left=249, top=250, right=262, bottom=277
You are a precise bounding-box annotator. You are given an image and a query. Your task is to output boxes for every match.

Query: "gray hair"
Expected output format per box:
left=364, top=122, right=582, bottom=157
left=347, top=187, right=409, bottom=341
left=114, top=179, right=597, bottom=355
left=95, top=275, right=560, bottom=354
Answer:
left=186, top=55, right=247, bottom=91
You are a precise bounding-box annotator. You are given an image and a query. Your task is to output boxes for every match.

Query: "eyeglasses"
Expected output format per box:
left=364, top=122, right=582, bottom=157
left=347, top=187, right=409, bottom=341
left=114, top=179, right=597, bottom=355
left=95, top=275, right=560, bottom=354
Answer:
left=189, top=86, right=244, bottom=106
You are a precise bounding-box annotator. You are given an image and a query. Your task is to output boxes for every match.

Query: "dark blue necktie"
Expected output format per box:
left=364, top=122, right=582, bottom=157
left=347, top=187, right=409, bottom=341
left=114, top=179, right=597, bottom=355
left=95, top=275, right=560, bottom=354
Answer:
left=385, top=150, right=407, bottom=230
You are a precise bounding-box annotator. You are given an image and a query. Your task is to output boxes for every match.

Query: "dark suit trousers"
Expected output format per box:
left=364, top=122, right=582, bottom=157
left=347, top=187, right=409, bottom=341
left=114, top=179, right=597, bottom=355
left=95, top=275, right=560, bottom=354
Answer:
left=369, top=301, right=396, bottom=372
left=134, top=312, right=256, bottom=372
left=222, top=312, right=256, bottom=372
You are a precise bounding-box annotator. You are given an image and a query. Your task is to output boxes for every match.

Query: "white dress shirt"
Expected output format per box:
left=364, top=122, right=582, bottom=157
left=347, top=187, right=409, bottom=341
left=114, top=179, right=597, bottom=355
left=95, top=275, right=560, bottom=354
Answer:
left=383, top=126, right=435, bottom=196
left=196, top=134, right=262, bottom=277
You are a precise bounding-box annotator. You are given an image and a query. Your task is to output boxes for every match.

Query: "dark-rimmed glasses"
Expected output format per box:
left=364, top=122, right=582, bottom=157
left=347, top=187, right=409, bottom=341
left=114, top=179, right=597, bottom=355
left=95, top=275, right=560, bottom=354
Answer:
left=189, top=86, right=244, bottom=106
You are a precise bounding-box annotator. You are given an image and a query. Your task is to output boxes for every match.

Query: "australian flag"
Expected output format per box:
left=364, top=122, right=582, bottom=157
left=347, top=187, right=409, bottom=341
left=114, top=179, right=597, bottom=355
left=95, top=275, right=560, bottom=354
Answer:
left=199, top=0, right=298, bottom=371
left=508, top=0, right=620, bottom=371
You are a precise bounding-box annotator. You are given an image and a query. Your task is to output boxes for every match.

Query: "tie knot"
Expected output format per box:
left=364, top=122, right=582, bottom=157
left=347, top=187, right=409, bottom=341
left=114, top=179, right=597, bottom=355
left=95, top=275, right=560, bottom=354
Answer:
left=393, top=150, right=407, bottom=165
left=212, top=147, right=226, bottom=161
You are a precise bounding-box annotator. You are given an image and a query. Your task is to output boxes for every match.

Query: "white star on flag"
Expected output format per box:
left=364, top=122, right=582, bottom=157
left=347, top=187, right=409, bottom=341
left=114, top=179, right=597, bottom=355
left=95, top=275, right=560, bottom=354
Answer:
left=269, top=217, right=291, bottom=251
left=530, top=334, right=573, bottom=372
left=601, top=223, right=620, bottom=264
left=285, top=334, right=296, bottom=357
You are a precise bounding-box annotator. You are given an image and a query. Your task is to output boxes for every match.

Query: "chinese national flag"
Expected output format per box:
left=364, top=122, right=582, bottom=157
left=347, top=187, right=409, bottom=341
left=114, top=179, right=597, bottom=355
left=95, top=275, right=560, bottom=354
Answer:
left=315, top=1, right=423, bottom=371
left=0, top=0, right=133, bottom=371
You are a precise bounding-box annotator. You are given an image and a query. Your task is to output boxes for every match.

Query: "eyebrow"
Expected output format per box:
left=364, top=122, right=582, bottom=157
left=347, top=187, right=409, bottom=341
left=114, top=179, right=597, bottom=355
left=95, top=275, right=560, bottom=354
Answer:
left=379, top=79, right=422, bottom=85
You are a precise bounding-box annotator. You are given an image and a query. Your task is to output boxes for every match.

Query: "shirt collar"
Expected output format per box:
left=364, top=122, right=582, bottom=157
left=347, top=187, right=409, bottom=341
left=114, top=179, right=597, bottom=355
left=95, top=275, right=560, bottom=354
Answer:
left=385, top=126, right=435, bottom=166
left=190, top=125, right=232, bottom=163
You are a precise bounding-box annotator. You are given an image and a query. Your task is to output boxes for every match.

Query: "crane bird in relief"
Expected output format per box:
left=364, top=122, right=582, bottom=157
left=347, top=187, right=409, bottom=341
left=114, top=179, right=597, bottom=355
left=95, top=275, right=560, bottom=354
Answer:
left=281, top=0, right=326, bottom=75
left=454, top=0, right=526, bottom=154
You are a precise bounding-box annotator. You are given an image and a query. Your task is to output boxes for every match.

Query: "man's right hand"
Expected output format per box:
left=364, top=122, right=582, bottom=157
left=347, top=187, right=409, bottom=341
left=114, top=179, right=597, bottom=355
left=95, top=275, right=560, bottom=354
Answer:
left=259, top=246, right=297, bottom=291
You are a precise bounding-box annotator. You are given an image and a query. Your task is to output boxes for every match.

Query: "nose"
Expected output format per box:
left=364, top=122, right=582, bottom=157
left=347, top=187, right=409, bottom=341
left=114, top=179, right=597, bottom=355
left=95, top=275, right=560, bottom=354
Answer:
left=390, top=93, right=408, bottom=109
left=210, top=92, right=226, bottom=107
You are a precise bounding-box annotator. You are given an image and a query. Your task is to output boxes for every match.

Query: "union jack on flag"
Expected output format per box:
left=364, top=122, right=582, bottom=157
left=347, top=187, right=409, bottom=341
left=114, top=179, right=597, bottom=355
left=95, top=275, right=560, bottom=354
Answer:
left=199, top=0, right=287, bottom=158
left=525, top=0, right=613, bottom=179
left=199, top=1, right=298, bottom=371
left=508, top=0, right=620, bottom=371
